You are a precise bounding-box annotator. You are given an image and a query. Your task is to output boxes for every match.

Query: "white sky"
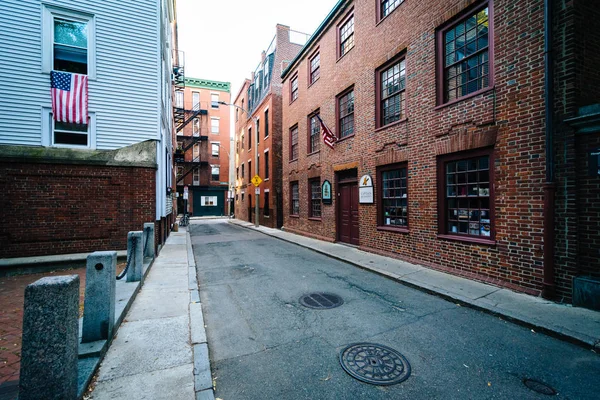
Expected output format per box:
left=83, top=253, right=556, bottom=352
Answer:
left=176, top=0, right=339, bottom=97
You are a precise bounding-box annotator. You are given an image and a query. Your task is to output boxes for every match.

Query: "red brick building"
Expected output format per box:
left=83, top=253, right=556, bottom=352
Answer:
left=232, top=25, right=304, bottom=227
left=280, top=0, right=599, bottom=302
left=175, top=78, right=231, bottom=217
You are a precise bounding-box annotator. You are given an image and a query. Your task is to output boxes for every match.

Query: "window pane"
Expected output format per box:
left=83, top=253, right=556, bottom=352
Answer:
left=54, top=19, right=87, bottom=48
left=444, top=155, right=491, bottom=237
left=381, top=167, right=408, bottom=227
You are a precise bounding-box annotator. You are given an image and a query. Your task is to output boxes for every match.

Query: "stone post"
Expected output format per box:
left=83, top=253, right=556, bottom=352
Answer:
left=19, top=275, right=79, bottom=400
left=127, top=231, right=144, bottom=283
left=143, top=222, right=155, bottom=258
left=82, top=251, right=116, bottom=343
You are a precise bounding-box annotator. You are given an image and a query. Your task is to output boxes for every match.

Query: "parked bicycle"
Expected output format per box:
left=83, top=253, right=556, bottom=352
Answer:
left=179, top=213, right=189, bottom=227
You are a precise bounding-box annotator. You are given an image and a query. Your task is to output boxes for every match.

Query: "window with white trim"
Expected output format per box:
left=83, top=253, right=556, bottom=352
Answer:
left=43, top=108, right=95, bottom=148
left=212, top=143, right=219, bottom=157
left=193, top=118, right=200, bottom=136
left=43, top=5, right=95, bottom=77
left=211, top=93, right=219, bottom=108
left=211, top=118, right=219, bottom=134
left=193, top=169, right=200, bottom=185
left=211, top=165, right=220, bottom=181
left=193, top=92, right=200, bottom=108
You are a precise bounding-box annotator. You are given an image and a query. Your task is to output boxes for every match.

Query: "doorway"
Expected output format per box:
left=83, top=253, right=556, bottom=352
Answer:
left=337, top=170, right=359, bottom=245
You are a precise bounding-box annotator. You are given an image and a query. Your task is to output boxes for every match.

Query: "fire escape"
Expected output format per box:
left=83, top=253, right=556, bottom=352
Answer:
left=172, top=50, right=208, bottom=186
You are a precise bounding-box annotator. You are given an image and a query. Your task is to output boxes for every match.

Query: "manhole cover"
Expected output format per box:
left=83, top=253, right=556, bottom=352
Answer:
left=299, top=293, right=343, bottom=309
left=523, top=379, right=556, bottom=395
left=339, top=343, right=411, bottom=385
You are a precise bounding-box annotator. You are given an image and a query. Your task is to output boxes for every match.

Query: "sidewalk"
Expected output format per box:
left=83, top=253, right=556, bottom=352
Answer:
left=90, top=229, right=213, bottom=400
left=229, top=219, right=600, bottom=349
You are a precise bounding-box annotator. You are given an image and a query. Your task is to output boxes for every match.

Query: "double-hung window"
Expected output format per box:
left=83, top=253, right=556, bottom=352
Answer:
left=193, top=118, right=200, bottom=136
left=211, top=93, right=219, bottom=108
left=438, top=2, right=492, bottom=104
left=44, top=6, right=95, bottom=76
left=175, top=91, right=184, bottom=109
left=378, top=164, right=408, bottom=229
left=309, top=52, right=320, bottom=84
left=338, top=12, right=354, bottom=58
left=290, top=125, right=298, bottom=161
left=290, top=182, right=299, bottom=216
left=264, top=151, right=269, bottom=179
left=211, top=166, right=220, bottom=181
left=337, top=88, right=354, bottom=139
left=380, top=0, right=404, bottom=20
left=248, top=127, right=252, bottom=149
left=377, top=57, right=406, bottom=128
left=290, top=74, right=299, bottom=102
left=264, top=109, right=269, bottom=138
left=211, top=118, right=219, bottom=134
left=439, top=149, right=493, bottom=239
left=309, top=179, right=321, bottom=219
left=308, top=112, right=320, bottom=154
left=192, top=92, right=200, bottom=109
left=211, top=143, right=219, bottom=157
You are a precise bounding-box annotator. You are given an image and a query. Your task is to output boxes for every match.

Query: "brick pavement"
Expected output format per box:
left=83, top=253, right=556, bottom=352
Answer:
left=0, top=263, right=125, bottom=390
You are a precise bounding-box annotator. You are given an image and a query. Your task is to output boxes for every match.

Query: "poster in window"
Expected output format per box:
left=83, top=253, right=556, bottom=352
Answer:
left=322, top=180, right=332, bottom=205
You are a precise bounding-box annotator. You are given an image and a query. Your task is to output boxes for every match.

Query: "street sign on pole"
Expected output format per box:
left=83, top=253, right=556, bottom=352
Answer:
left=251, top=175, right=263, bottom=187
left=183, top=186, right=189, bottom=200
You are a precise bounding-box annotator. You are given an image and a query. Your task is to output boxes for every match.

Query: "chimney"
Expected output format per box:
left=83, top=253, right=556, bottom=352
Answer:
left=276, top=23, right=290, bottom=44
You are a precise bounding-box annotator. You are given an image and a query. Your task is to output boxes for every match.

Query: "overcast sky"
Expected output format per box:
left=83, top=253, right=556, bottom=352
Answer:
left=176, top=0, right=339, bottom=97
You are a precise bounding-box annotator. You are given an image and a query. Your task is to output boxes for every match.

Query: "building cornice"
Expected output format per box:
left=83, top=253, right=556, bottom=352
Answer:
left=185, top=77, right=231, bottom=92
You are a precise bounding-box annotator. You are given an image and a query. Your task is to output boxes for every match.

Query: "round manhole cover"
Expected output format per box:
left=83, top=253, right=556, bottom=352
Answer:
left=299, top=293, right=343, bottom=309
left=523, top=379, right=556, bottom=395
left=339, top=343, right=411, bottom=385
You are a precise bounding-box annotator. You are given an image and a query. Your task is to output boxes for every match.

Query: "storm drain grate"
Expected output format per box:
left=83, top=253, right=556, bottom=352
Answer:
left=339, top=343, right=411, bottom=386
left=299, top=293, right=343, bottom=309
left=523, top=379, right=557, bottom=395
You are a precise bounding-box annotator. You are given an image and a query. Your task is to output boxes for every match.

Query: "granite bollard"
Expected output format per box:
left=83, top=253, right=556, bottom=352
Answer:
left=143, top=222, right=155, bottom=258
left=19, top=275, right=79, bottom=400
left=82, top=251, right=117, bottom=343
left=127, top=230, right=144, bottom=282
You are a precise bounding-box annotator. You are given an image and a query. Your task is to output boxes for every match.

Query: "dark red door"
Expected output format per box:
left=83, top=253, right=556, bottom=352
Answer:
left=338, top=182, right=359, bottom=245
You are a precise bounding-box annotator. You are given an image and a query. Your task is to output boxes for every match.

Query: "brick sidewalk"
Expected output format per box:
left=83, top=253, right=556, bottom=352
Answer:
left=0, top=263, right=125, bottom=390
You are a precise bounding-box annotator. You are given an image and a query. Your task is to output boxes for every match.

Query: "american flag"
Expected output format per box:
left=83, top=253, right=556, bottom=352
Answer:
left=316, top=114, right=336, bottom=149
left=51, top=71, right=88, bottom=124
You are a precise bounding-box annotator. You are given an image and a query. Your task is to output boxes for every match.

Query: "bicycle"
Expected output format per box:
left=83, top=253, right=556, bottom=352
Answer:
left=179, top=213, right=189, bottom=227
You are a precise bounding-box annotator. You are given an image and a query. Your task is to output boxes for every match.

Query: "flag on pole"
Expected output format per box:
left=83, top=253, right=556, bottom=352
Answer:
left=51, top=71, right=88, bottom=124
left=316, top=114, right=336, bottom=149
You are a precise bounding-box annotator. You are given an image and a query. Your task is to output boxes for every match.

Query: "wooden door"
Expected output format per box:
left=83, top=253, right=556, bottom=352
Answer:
left=338, top=182, right=359, bottom=245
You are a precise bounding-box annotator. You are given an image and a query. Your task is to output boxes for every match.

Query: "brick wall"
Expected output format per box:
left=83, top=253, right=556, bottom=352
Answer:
left=281, top=0, right=549, bottom=296
left=0, top=162, right=156, bottom=258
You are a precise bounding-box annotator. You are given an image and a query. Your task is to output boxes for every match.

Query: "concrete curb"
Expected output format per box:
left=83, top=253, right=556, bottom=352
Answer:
left=228, top=219, right=600, bottom=350
left=77, top=256, right=155, bottom=398
left=186, top=229, right=215, bottom=400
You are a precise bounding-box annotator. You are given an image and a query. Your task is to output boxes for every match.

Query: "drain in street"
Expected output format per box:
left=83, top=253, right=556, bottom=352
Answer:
left=523, top=379, right=557, bottom=395
left=299, top=293, right=343, bottom=309
left=339, top=343, right=411, bottom=385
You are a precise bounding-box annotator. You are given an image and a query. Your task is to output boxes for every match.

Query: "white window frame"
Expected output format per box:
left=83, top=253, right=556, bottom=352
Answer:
left=193, top=143, right=200, bottom=161
left=211, top=117, right=220, bottom=134
left=211, top=165, right=220, bottom=181
left=211, top=143, right=220, bottom=157
left=193, top=118, right=200, bottom=136
left=42, top=107, right=96, bottom=149
left=175, top=91, right=184, bottom=108
left=211, top=93, right=219, bottom=108
left=193, top=169, right=200, bottom=185
left=192, top=92, right=200, bottom=108
left=42, top=4, right=96, bottom=79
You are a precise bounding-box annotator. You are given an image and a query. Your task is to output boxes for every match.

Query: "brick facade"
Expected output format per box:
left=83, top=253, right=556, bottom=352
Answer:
left=552, top=0, right=600, bottom=301
left=175, top=78, right=231, bottom=217
left=281, top=0, right=554, bottom=297
left=0, top=161, right=156, bottom=258
left=233, top=25, right=303, bottom=228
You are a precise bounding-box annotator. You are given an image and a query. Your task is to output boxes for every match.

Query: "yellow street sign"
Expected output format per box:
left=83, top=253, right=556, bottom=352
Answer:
left=251, top=175, right=263, bottom=187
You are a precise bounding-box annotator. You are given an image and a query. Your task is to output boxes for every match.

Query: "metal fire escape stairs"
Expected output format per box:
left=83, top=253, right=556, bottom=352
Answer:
left=172, top=54, right=208, bottom=186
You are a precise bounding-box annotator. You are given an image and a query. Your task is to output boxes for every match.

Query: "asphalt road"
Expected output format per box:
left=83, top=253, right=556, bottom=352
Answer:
left=190, top=220, right=600, bottom=400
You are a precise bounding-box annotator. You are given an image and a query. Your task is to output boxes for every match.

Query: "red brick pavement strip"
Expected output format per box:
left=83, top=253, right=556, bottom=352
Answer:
left=0, top=263, right=125, bottom=386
